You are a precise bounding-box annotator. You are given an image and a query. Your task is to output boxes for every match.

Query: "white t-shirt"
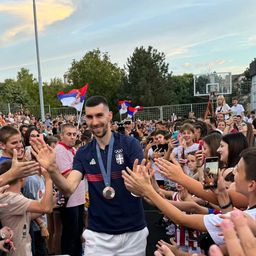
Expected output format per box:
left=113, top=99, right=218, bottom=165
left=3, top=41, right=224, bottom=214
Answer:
left=204, top=208, right=256, bottom=245
left=172, top=144, right=199, bottom=175
left=55, top=143, right=86, bottom=207
left=231, top=104, right=245, bottom=116
left=215, top=103, right=231, bottom=120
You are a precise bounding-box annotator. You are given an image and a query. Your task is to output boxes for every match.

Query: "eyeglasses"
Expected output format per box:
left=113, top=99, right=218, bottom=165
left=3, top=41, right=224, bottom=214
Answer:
left=124, top=122, right=131, bottom=125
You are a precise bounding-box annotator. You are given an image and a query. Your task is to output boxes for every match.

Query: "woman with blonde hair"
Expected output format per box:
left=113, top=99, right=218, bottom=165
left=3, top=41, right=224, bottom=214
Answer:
left=215, top=95, right=231, bottom=120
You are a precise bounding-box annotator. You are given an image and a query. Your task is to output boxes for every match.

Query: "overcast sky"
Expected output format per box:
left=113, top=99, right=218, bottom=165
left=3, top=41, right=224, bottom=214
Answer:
left=0, top=0, right=255, bottom=82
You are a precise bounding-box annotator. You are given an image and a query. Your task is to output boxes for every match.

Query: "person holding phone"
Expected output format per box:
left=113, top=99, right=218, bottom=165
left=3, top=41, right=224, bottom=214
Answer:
left=22, top=126, right=49, bottom=256
left=147, top=130, right=169, bottom=187
left=171, top=123, right=199, bottom=176
left=122, top=147, right=256, bottom=252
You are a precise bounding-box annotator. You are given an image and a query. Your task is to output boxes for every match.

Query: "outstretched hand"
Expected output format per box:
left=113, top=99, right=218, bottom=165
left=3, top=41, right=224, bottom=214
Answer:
left=3, top=149, right=40, bottom=184
left=209, top=210, right=256, bottom=256
left=155, top=156, right=184, bottom=182
left=30, top=138, right=56, bottom=172
left=122, top=159, right=154, bottom=197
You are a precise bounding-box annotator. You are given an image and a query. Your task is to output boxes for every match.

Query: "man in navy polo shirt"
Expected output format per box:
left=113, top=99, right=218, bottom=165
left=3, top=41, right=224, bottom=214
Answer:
left=31, top=96, right=148, bottom=256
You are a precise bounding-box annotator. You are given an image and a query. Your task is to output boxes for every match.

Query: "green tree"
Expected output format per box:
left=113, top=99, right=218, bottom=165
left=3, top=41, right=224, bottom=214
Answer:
left=43, top=78, right=66, bottom=108
left=121, top=46, right=170, bottom=106
left=1, top=79, right=29, bottom=106
left=16, top=68, right=39, bottom=106
left=167, top=73, right=195, bottom=104
left=66, top=49, right=124, bottom=111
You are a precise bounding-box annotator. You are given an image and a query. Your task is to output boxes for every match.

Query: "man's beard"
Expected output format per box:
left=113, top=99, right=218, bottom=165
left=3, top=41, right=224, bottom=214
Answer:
left=91, top=124, right=108, bottom=138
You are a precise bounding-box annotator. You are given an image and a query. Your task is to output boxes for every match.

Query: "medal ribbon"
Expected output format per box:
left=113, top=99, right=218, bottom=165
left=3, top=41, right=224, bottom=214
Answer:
left=96, top=134, right=114, bottom=187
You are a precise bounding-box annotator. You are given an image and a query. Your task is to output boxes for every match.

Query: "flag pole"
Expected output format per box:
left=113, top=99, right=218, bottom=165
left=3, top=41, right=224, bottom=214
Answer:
left=77, top=100, right=85, bottom=130
left=77, top=110, right=83, bottom=130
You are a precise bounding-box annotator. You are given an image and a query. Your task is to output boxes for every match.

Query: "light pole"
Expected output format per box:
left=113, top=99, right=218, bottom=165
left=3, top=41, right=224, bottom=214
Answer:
left=32, top=0, right=45, bottom=122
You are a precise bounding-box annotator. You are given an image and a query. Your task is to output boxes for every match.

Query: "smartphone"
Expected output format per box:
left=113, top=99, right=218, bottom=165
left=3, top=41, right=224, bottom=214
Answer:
left=171, top=131, right=179, bottom=140
left=203, top=157, right=219, bottom=189
left=157, top=144, right=168, bottom=152
left=171, top=131, right=180, bottom=147
left=25, top=146, right=32, bottom=161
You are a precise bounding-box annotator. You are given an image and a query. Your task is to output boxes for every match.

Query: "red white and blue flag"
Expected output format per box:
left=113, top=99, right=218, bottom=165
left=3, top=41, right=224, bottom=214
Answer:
left=127, top=106, right=144, bottom=118
left=118, top=100, right=132, bottom=114
left=57, top=84, right=88, bottom=111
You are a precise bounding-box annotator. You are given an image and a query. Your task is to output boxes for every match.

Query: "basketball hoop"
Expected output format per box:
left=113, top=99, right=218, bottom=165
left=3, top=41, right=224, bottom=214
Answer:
left=194, top=72, right=232, bottom=97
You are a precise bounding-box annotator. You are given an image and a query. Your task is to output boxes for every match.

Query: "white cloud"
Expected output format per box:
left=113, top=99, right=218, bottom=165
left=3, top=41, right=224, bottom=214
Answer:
left=0, top=0, right=75, bottom=44
left=181, top=62, right=192, bottom=68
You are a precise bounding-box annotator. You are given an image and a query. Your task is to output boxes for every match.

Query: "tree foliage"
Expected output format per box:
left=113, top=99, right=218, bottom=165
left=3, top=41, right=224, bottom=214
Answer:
left=0, top=48, right=253, bottom=117
left=67, top=49, right=124, bottom=111
left=167, top=73, right=195, bottom=104
left=121, top=46, right=170, bottom=106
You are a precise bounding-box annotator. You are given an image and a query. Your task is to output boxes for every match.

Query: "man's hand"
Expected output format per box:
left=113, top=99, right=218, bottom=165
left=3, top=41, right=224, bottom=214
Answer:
left=30, top=138, right=56, bottom=172
left=122, top=159, right=153, bottom=197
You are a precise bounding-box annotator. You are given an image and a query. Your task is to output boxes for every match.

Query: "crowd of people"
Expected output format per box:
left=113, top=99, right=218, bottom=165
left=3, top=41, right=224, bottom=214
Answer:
left=0, top=95, right=256, bottom=256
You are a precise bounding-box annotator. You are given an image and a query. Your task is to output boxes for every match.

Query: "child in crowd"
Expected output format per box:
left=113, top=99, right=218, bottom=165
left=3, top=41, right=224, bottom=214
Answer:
left=171, top=123, right=199, bottom=176
left=0, top=152, right=53, bottom=256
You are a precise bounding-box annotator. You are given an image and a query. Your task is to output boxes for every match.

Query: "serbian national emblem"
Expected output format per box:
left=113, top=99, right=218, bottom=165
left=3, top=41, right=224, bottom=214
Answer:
left=115, top=152, right=124, bottom=165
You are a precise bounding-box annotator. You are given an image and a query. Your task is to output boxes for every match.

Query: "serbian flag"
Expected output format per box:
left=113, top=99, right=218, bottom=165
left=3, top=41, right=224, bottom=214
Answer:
left=127, top=106, right=144, bottom=118
left=118, top=100, right=131, bottom=114
left=57, top=84, right=88, bottom=111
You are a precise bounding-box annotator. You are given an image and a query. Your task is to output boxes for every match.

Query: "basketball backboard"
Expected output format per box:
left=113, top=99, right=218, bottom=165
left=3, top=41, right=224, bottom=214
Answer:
left=194, top=72, right=232, bottom=96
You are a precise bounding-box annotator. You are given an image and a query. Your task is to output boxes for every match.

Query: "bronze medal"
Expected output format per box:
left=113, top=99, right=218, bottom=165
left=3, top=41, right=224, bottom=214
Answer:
left=103, top=186, right=115, bottom=199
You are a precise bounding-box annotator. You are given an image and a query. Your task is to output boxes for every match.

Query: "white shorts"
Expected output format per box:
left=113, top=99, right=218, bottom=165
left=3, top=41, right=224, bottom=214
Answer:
left=83, top=227, right=148, bottom=256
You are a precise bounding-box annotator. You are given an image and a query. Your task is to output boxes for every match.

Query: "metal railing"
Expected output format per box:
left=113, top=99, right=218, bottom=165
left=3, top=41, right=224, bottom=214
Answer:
left=1, top=102, right=208, bottom=120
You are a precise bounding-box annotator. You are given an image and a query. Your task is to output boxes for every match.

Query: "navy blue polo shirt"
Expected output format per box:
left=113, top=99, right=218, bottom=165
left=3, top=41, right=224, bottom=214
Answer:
left=73, top=132, right=146, bottom=234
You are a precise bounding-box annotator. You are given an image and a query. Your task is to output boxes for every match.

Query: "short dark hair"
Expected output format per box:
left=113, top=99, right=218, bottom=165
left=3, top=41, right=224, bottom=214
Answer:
left=85, top=96, right=109, bottom=108
left=155, top=130, right=167, bottom=136
left=240, top=147, right=256, bottom=181
left=45, top=136, right=59, bottom=146
left=0, top=126, right=20, bottom=144
left=60, top=123, right=76, bottom=134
